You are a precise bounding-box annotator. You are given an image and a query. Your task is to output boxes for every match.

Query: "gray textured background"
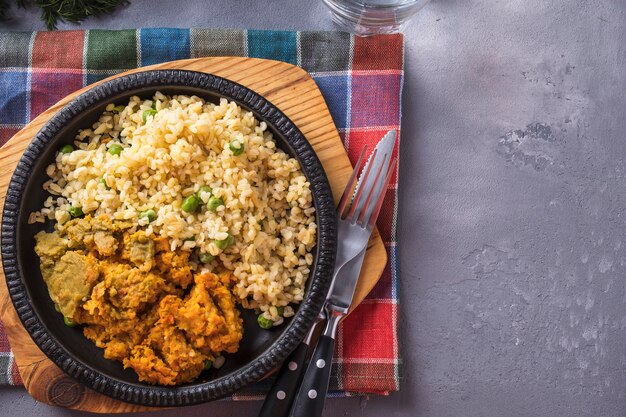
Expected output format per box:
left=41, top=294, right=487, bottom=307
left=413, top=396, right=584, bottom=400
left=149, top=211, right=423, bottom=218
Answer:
left=1, top=0, right=625, bottom=416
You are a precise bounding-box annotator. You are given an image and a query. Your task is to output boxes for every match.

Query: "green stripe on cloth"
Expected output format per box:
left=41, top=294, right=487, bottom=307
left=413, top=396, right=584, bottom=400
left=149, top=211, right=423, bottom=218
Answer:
left=190, top=28, right=246, bottom=58
left=86, top=29, right=138, bottom=70
left=0, top=354, right=13, bottom=384
left=247, top=29, right=298, bottom=65
left=299, top=31, right=352, bottom=73
left=0, top=32, right=31, bottom=68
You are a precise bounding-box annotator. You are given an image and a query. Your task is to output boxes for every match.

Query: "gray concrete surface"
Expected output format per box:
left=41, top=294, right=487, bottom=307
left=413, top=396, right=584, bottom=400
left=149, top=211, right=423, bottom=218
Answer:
left=1, top=0, right=625, bottom=416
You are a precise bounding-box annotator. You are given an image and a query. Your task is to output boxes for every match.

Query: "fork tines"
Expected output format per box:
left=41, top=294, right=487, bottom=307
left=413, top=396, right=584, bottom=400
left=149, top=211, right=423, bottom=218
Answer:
left=337, top=145, right=368, bottom=218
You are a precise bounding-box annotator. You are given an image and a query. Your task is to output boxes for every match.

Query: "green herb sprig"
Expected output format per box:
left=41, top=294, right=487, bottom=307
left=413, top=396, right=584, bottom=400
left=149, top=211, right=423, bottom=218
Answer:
left=1, top=0, right=129, bottom=30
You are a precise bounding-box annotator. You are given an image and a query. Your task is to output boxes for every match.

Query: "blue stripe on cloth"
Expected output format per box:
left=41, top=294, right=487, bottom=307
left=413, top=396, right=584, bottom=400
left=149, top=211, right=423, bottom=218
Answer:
left=311, top=74, right=350, bottom=129
left=139, top=28, right=191, bottom=66
left=0, top=71, right=28, bottom=124
left=86, top=73, right=113, bottom=86
left=247, top=30, right=297, bottom=65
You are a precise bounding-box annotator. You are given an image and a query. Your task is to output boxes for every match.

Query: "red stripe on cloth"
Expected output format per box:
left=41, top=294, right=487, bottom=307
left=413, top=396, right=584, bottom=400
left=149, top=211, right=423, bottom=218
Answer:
left=0, top=320, right=12, bottom=352
left=0, top=321, right=23, bottom=385
left=350, top=73, right=402, bottom=129
left=32, top=31, right=85, bottom=69
left=10, top=358, right=22, bottom=385
left=341, top=302, right=395, bottom=359
left=375, top=188, right=397, bottom=244
left=352, top=34, right=403, bottom=71
left=340, top=362, right=398, bottom=393
left=0, top=127, right=19, bottom=148
left=344, top=128, right=400, bottom=186
left=30, top=71, right=83, bottom=119
left=339, top=302, right=398, bottom=393
left=366, top=250, right=393, bottom=300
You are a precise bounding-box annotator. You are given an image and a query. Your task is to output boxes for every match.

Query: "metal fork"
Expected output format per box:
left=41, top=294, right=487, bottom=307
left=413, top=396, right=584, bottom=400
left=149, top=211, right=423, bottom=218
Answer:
left=257, top=145, right=392, bottom=417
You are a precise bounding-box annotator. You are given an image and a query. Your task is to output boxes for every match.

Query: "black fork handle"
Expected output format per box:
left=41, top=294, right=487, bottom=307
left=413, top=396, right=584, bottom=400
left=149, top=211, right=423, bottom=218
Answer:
left=257, top=341, right=310, bottom=417
left=289, top=311, right=343, bottom=417
left=289, top=335, right=335, bottom=417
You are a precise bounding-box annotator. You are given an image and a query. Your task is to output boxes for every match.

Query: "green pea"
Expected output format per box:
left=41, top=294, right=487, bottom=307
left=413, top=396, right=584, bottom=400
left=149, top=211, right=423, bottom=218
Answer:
left=112, top=105, right=126, bottom=113
left=182, top=195, right=200, bottom=213
left=203, top=360, right=212, bottom=370
left=142, top=108, right=158, bottom=122
left=198, top=185, right=212, bottom=194
left=59, top=144, right=74, bottom=154
left=207, top=196, right=224, bottom=212
left=99, top=178, right=111, bottom=190
left=63, top=316, right=77, bottom=327
left=257, top=314, right=272, bottom=329
left=229, top=139, right=244, bottom=156
left=197, top=185, right=212, bottom=203
left=215, top=234, right=234, bottom=250
left=199, top=252, right=215, bottom=263
left=107, top=143, right=124, bottom=156
left=69, top=206, right=83, bottom=218
left=151, top=101, right=157, bottom=110
left=277, top=306, right=285, bottom=317
left=139, top=209, right=157, bottom=223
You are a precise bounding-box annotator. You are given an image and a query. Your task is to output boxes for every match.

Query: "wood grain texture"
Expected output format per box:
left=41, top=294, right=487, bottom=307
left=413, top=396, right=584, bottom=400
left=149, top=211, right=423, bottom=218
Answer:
left=0, top=57, right=387, bottom=413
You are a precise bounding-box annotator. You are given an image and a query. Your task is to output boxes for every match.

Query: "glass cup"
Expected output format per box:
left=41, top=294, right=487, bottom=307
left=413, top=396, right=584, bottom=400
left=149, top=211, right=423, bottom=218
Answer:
left=322, top=0, right=431, bottom=36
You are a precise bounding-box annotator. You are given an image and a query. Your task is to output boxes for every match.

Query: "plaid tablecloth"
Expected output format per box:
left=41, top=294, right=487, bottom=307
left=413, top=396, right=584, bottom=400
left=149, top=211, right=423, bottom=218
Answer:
left=0, top=28, right=403, bottom=396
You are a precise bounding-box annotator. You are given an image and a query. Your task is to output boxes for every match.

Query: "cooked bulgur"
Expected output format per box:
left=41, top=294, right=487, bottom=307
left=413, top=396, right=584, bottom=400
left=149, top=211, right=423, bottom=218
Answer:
left=30, top=93, right=317, bottom=321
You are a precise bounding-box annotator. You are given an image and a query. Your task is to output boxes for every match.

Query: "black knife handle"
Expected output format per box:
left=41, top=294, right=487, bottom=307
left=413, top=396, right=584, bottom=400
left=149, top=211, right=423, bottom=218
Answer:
left=258, top=341, right=309, bottom=417
left=289, top=335, right=335, bottom=417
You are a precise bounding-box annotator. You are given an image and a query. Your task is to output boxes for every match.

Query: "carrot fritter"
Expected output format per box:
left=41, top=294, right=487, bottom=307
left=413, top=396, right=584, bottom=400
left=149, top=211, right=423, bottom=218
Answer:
left=34, top=216, right=243, bottom=385
left=124, top=272, right=243, bottom=385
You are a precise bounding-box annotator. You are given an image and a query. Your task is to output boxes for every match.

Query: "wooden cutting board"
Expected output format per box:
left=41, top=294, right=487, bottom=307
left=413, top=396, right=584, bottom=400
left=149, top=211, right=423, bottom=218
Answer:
left=0, top=57, right=387, bottom=413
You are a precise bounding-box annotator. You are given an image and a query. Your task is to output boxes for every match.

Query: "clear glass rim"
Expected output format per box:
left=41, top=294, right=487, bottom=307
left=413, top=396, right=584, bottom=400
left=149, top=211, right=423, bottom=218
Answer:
left=322, top=0, right=430, bottom=34
left=324, top=0, right=426, bottom=11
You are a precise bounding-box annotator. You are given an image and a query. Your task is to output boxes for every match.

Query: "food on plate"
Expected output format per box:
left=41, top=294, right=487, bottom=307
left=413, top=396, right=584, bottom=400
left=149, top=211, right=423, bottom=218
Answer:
left=30, top=93, right=317, bottom=385
left=35, top=216, right=242, bottom=385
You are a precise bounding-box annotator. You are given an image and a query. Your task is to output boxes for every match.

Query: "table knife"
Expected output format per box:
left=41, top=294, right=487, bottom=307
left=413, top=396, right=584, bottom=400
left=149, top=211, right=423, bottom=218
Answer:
left=289, top=131, right=396, bottom=417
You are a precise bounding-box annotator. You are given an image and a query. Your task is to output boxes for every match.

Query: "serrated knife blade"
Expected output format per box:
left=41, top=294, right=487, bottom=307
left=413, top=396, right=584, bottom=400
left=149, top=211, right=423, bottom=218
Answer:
left=352, top=129, right=396, bottom=224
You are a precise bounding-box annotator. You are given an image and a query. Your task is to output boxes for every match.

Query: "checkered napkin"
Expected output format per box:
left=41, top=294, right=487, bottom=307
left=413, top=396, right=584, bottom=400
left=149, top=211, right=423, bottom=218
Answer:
left=0, top=29, right=403, bottom=395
